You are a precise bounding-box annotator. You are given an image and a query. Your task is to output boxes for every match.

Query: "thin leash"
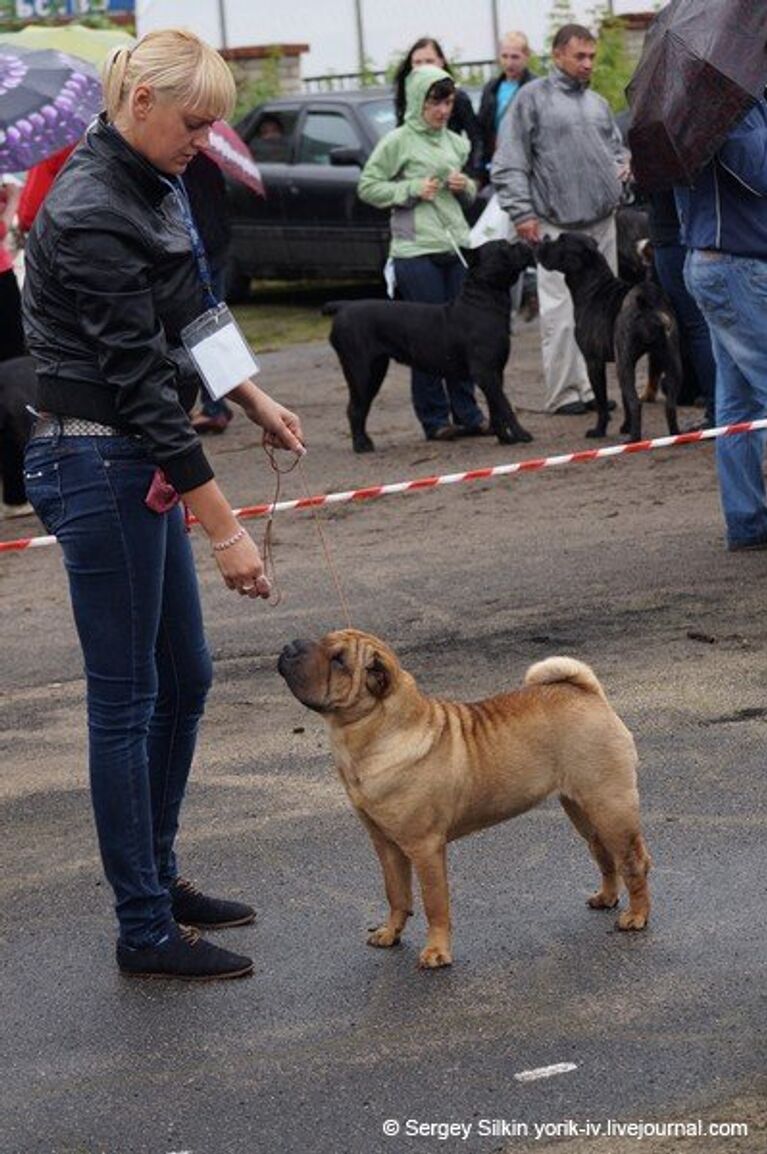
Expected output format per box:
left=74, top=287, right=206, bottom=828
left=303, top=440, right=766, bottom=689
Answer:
left=261, top=442, right=353, bottom=627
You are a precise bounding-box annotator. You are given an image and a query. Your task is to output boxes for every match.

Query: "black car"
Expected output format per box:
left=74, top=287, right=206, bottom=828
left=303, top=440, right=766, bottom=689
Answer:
left=225, top=89, right=397, bottom=296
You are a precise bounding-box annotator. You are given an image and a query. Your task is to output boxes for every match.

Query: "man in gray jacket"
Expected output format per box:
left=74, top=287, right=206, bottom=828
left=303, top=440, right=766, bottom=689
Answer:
left=492, top=24, right=628, bottom=415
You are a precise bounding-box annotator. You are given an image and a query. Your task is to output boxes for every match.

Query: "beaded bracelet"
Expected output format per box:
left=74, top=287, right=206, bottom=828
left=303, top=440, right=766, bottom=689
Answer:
left=211, top=525, right=247, bottom=553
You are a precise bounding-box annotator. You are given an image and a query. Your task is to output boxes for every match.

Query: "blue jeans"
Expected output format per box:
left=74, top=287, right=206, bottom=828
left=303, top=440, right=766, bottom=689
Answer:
left=654, top=243, right=716, bottom=421
left=393, top=254, right=485, bottom=435
left=24, top=433, right=213, bottom=946
left=684, top=250, right=767, bottom=547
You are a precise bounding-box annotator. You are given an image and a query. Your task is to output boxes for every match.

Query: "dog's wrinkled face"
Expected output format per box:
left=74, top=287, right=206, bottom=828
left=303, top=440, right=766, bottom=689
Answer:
left=470, top=239, right=536, bottom=288
left=536, top=231, right=599, bottom=275
left=278, top=629, right=399, bottom=721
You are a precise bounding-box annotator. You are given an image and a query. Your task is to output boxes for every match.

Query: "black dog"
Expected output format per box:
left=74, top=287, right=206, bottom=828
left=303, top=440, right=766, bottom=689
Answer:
left=323, top=240, right=535, bottom=452
left=0, top=355, right=36, bottom=511
left=536, top=232, right=682, bottom=442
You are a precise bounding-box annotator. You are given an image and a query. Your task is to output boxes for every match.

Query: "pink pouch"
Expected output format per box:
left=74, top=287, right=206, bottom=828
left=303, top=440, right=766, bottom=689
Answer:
left=144, top=468, right=180, bottom=514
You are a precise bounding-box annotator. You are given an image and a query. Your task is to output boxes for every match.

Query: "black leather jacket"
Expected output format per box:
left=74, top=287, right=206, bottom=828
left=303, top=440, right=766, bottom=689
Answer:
left=22, top=115, right=213, bottom=493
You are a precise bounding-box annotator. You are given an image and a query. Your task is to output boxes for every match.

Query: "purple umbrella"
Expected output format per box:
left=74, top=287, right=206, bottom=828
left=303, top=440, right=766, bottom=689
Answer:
left=0, top=44, right=102, bottom=171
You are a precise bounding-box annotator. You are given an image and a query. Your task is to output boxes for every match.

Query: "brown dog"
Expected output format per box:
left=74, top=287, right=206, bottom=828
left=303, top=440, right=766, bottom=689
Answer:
left=278, top=629, right=651, bottom=969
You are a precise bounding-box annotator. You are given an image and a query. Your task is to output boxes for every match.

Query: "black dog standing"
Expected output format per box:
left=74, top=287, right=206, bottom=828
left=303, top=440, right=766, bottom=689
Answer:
left=324, top=240, right=535, bottom=453
left=536, top=232, right=683, bottom=442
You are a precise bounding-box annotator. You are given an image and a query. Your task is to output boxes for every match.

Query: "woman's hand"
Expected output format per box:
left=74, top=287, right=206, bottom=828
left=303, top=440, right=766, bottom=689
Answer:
left=419, top=176, right=440, bottom=201
left=446, top=171, right=468, bottom=195
left=230, top=381, right=305, bottom=454
left=180, top=478, right=271, bottom=599
left=212, top=529, right=271, bottom=599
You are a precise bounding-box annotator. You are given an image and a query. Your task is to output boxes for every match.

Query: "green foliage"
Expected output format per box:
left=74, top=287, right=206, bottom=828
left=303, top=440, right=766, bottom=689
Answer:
left=357, top=55, right=382, bottom=88
left=590, top=16, right=633, bottom=113
left=0, top=3, right=133, bottom=32
left=546, top=0, right=577, bottom=45
left=230, top=48, right=281, bottom=123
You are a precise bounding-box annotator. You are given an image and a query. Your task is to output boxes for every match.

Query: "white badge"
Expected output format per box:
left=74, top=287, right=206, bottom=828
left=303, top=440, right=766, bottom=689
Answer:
left=181, top=303, right=260, bottom=400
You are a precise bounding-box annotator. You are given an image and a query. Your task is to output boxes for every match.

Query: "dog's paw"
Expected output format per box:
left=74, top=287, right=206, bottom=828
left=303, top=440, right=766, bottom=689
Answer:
left=497, top=426, right=534, bottom=445
left=587, top=891, right=619, bottom=911
left=616, top=909, right=649, bottom=931
left=367, top=924, right=401, bottom=949
left=353, top=437, right=375, bottom=454
left=585, top=426, right=608, bottom=439
left=418, top=945, right=452, bottom=969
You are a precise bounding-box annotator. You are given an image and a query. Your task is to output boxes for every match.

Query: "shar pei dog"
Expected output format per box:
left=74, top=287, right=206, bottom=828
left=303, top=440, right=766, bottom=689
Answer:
left=278, top=629, right=651, bottom=969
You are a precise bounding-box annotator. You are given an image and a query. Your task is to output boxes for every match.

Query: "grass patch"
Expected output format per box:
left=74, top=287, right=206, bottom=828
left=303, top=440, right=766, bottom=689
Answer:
left=231, top=279, right=385, bottom=353
left=233, top=300, right=330, bottom=352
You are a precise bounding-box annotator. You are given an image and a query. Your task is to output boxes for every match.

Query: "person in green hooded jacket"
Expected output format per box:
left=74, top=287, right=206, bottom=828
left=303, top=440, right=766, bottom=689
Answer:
left=357, top=66, right=490, bottom=442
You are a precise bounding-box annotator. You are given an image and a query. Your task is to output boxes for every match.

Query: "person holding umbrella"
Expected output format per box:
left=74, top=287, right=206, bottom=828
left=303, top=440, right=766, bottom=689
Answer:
left=626, top=0, right=767, bottom=551
left=676, top=101, right=767, bottom=551
left=22, top=27, right=304, bottom=980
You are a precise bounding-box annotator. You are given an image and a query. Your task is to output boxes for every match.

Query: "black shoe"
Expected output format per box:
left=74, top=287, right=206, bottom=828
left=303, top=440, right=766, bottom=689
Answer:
left=116, top=924, right=253, bottom=981
left=584, top=399, right=617, bottom=412
left=425, top=424, right=457, bottom=442
left=727, top=537, right=767, bottom=553
left=170, top=877, right=256, bottom=929
left=554, top=401, right=587, bottom=416
left=453, top=419, right=492, bottom=437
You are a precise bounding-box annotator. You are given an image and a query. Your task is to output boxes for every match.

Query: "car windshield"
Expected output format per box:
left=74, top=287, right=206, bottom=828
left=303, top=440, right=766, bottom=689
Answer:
left=359, top=98, right=397, bottom=140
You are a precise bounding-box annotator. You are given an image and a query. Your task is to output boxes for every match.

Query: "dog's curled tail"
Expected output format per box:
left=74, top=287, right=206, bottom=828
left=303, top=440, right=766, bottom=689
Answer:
left=320, top=301, right=345, bottom=317
left=524, top=656, right=607, bottom=701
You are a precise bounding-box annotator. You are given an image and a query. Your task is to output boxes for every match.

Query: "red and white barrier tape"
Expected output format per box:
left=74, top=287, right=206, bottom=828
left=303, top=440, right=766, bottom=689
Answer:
left=3, top=419, right=766, bottom=556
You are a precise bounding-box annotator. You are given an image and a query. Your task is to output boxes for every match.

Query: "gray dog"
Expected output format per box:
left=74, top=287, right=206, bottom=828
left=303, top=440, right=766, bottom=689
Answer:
left=537, top=231, right=683, bottom=443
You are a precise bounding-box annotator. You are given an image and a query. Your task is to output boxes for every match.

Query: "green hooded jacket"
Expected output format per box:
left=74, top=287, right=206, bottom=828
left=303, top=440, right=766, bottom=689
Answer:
left=357, top=65, right=476, bottom=259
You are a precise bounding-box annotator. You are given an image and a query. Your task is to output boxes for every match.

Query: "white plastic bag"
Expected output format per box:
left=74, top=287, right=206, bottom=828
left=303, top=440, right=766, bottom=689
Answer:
left=469, top=192, right=512, bottom=248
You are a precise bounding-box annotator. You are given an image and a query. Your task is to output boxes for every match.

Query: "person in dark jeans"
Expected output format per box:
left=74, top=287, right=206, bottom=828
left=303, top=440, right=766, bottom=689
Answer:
left=359, top=66, right=489, bottom=441
left=183, top=151, right=234, bottom=433
left=648, top=190, right=715, bottom=429
left=22, top=29, right=305, bottom=980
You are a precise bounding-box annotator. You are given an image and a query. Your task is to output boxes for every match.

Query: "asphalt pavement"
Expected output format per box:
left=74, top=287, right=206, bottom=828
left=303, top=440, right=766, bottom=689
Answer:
left=1, top=320, right=765, bottom=1154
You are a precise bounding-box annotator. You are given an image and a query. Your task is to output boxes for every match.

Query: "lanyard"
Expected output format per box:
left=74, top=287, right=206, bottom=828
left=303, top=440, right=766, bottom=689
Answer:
left=162, top=175, right=218, bottom=310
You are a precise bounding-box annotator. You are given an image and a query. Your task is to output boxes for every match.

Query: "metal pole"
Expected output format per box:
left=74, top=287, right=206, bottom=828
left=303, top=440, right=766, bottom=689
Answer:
left=490, top=0, right=501, bottom=53
left=354, top=0, right=366, bottom=76
left=217, top=0, right=229, bottom=50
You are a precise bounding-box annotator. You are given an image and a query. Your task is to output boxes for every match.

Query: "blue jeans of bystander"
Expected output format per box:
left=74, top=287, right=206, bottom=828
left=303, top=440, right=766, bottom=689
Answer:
left=392, top=254, right=485, bottom=436
left=684, top=250, right=767, bottom=548
left=24, top=433, right=213, bottom=946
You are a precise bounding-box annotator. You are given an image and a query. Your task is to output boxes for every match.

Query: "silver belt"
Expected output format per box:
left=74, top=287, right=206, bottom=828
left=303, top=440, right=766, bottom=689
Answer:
left=32, top=416, right=130, bottom=439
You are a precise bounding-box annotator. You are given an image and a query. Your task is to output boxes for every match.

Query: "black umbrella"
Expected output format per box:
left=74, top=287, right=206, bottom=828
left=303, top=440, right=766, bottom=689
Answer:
left=0, top=44, right=102, bottom=171
left=626, top=0, right=767, bottom=191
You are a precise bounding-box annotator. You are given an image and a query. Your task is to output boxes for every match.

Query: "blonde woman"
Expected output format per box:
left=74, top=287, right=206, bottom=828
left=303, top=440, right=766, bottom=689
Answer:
left=22, top=29, right=304, bottom=980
